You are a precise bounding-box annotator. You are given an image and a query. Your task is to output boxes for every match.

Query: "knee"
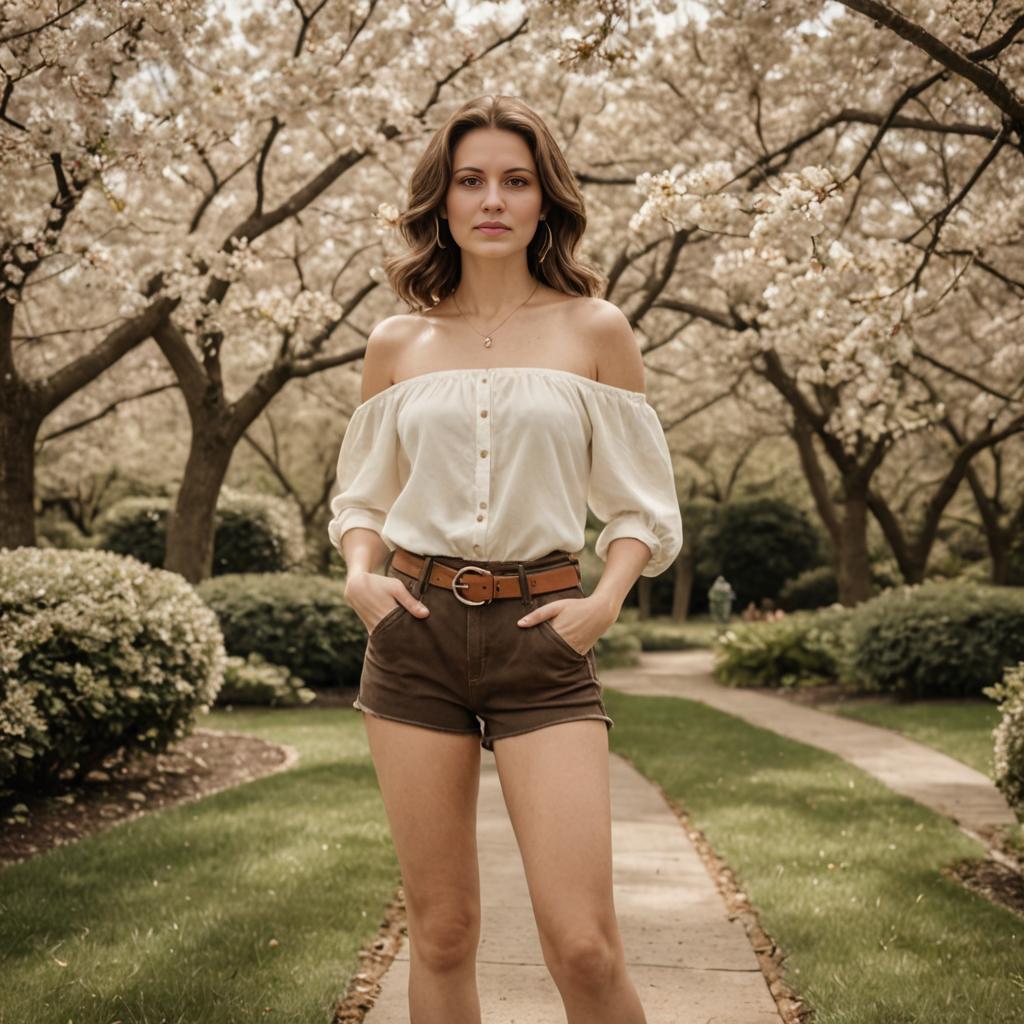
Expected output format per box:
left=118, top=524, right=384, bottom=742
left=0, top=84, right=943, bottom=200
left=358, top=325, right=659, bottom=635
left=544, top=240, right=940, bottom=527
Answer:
left=411, top=909, right=480, bottom=972
left=550, top=933, right=620, bottom=987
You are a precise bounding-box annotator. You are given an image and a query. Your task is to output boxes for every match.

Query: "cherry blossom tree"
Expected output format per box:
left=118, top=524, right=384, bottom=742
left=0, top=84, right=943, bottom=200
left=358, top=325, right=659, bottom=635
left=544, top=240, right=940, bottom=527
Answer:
left=0, top=1, right=203, bottom=548
left=613, top=0, right=1023, bottom=602
left=6, top=0, right=1021, bottom=609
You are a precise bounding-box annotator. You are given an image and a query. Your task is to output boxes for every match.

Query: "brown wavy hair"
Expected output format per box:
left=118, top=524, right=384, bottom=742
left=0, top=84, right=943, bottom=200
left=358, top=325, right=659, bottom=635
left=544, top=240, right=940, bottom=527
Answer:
left=383, top=94, right=606, bottom=312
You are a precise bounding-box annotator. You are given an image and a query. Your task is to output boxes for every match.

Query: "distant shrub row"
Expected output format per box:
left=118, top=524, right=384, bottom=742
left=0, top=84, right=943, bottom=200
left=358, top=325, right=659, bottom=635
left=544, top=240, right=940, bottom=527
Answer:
left=43, top=485, right=309, bottom=576
left=713, top=579, right=1024, bottom=700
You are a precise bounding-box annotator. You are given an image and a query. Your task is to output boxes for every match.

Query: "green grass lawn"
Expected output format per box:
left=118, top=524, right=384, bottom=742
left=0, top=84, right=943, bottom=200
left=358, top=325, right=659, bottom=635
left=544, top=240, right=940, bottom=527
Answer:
left=0, top=707, right=396, bottom=1024
left=602, top=687, right=1024, bottom=1024
left=2, top=693, right=1021, bottom=1024
left=819, top=697, right=1002, bottom=779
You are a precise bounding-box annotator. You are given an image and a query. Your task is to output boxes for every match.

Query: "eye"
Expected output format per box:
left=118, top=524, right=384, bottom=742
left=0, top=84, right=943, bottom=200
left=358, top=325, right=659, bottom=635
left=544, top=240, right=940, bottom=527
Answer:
left=458, top=176, right=530, bottom=187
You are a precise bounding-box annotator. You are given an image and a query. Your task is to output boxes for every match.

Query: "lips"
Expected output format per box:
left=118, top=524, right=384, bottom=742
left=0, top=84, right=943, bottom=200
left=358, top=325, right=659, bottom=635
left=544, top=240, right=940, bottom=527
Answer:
left=476, top=225, right=510, bottom=235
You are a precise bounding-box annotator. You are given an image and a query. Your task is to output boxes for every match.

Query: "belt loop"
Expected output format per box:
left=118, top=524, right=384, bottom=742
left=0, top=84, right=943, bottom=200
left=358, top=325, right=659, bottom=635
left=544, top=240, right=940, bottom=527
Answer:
left=383, top=547, right=397, bottom=575
left=517, top=562, right=532, bottom=607
left=413, top=554, right=434, bottom=598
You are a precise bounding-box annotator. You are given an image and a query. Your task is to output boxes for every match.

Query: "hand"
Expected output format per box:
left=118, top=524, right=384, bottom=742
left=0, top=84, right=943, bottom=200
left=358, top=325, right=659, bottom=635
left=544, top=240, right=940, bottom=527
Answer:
left=516, top=594, right=618, bottom=656
left=345, top=569, right=430, bottom=633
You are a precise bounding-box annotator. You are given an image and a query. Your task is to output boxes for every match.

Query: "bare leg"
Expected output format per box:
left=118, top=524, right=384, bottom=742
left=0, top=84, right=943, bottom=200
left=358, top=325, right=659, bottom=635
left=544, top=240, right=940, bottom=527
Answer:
left=362, top=712, right=483, bottom=1024
left=492, top=719, right=647, bottom=1024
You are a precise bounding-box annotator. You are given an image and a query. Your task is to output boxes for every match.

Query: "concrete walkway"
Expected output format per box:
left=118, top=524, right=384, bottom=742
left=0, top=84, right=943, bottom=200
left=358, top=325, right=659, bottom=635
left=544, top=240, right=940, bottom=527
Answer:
left=605, top=648, right=1017, bottom=838
left=361, top=646, right=1015, bottom=1023
left=363, top=748, right=782, bottom=1024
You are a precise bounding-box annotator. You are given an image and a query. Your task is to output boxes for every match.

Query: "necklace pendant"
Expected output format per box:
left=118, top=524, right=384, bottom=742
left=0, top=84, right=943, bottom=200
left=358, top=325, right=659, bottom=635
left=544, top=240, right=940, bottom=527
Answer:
left=483, top=336, right=492, bottom=347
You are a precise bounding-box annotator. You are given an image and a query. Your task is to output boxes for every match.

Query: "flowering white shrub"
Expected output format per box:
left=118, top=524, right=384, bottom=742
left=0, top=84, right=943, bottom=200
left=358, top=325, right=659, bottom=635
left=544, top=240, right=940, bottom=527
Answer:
left=215, top=652, right=316, bottom=708
left=0, top=547, right=226, bottom=800
left=983, top=661, right=1024, bottom=821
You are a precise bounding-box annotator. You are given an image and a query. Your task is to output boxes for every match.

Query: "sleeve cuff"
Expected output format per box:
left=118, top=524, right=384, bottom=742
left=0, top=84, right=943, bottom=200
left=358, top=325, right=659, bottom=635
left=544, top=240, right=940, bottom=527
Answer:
left=594, top=516, right=668, bottom=577
left=327, top=509, right=387, bottom=553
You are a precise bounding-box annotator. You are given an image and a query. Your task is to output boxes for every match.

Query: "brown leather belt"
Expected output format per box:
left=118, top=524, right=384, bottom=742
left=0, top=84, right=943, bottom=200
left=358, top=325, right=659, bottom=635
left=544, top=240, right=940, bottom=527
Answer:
left=390, top=547, right=581, bottom=606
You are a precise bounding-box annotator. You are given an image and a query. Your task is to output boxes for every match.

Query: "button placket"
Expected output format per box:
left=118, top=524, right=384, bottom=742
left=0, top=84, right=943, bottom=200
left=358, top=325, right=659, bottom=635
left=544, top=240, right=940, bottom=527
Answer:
left=473, top=374, right=490, bottom=555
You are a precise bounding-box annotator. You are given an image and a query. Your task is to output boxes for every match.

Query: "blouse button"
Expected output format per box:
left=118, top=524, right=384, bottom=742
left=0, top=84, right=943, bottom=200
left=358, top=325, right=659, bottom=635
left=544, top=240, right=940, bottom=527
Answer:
left=480, top=409, right=488, bottom=418
left=479, top=501, right=487, bottom=509
left=476, top=513, right=485, bottom=522
left=479, top=449, right=488, bottom=458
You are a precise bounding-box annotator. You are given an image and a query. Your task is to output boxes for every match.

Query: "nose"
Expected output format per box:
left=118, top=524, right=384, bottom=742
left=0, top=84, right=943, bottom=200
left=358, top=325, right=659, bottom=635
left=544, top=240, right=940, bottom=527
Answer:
left=482, top=182, right=505, bottom=211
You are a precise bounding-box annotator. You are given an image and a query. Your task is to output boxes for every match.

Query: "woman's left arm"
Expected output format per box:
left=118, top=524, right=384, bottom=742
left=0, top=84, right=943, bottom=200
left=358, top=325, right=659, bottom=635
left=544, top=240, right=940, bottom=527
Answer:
left=515, top=300, right=680, bottom=652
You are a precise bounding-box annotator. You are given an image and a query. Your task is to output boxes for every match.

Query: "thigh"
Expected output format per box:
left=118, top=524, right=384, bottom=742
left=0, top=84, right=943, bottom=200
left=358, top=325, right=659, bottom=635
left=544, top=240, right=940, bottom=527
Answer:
left=491, top=719, right=619, bottom=956
left=363, top=714, right=482, bottom=926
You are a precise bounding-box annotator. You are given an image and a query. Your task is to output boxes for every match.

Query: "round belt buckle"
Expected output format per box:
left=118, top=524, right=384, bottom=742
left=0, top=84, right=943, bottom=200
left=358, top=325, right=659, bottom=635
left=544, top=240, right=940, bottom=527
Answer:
left=451, top=565, right=494, bottom=606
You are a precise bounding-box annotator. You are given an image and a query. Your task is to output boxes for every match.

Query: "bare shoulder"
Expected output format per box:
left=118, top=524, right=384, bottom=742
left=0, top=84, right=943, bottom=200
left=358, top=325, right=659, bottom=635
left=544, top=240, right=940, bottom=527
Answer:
left=360, top=314, right=421, bottom=403
left=576, top=297, right=645, bottom=395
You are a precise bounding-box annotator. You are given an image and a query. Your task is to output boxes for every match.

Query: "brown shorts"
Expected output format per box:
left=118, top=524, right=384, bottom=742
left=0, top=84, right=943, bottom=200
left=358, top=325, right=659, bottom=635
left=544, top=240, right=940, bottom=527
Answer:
left=352, top=548, right=614, bottom=751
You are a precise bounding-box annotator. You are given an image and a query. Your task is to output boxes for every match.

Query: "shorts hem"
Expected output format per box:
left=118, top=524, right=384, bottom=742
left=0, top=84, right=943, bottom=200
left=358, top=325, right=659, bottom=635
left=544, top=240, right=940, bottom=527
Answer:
left=352, top=697, right=480, bottom=739
left=486, top=713, right=615, bottom=748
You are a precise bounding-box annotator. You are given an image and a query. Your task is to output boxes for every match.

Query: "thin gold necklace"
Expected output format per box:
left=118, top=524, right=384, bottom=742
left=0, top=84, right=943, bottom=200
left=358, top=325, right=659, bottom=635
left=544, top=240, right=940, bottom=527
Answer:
left=450, top=280, right=541, bottom=348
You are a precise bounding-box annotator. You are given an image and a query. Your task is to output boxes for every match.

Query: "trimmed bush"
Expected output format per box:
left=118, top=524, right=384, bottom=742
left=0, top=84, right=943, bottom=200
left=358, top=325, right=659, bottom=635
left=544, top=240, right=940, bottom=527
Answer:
left=842, top=580, right=1024, bottom=699
left=983, top=661, right=1024, bottom=820
left=195, top=571, right=365, bottom=688
left=214, top=652, right=316, bottom=707
left=778, top=565, right=839, bottom=611
left=0, top=547, right=226, bottom=802
left=712, top=605, right=852, bottom=689
left=95, top=484, right=307, bottom=575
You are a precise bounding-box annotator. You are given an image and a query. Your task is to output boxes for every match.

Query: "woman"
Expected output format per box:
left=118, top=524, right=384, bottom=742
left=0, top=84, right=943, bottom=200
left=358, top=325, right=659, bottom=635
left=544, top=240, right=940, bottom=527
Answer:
left=328, top=94, right=683, bottom=1024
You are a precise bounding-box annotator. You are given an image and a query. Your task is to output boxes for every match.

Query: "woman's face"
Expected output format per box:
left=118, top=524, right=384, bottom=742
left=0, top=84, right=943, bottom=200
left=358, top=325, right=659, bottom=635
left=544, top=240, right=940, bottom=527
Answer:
left=442, top=127, right=547, bottom=257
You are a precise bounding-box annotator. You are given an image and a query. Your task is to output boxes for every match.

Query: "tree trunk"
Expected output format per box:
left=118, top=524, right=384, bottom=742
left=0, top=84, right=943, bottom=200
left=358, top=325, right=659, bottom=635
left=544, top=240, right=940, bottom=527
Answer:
left=0, top=389, right=43, bottom=549
left=673, top=539, right=694, bottom=621
left=988, top=532, right=1011, bottom=585
left=163, top=426, right=236, bottom=583
left=636, top=575, right=652, bottom=619
left=836, top=487, right=875, bottom=605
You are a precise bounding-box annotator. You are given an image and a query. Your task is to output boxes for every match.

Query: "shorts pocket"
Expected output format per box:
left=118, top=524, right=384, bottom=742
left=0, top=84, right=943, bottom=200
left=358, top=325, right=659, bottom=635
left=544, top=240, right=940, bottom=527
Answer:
left=531, top=585, right=589, bottom=659
left=369, top=602, right=408, bottom=638
left=537, top=617, right=588, bottom=659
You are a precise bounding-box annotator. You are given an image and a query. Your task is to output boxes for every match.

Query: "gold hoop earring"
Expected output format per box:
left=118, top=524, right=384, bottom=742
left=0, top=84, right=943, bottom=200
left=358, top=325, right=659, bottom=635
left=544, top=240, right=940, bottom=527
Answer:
left=434, top=214, right=447, bottom=249
left=537, top=219, right=553, bottom=263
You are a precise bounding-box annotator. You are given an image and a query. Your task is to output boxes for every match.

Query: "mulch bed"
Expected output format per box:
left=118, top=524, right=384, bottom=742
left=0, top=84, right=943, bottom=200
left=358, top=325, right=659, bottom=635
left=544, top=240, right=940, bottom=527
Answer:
left=0, top=725, right=298, bottom=869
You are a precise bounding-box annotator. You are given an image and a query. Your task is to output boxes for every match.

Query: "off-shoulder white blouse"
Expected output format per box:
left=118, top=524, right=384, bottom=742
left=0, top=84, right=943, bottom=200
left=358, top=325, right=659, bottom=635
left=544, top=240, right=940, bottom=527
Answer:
left=327, top=366, right=684, bottom=577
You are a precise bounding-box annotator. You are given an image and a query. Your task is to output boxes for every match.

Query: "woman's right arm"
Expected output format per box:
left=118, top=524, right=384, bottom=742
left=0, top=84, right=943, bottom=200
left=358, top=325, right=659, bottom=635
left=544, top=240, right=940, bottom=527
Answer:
left=336, top=316, right=429, bottom=627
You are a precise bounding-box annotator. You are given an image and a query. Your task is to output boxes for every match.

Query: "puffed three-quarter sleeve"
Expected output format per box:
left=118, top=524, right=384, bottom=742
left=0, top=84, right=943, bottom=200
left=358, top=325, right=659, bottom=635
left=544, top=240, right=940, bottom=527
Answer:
left=326, top=395, right=401, bottom=554
left=583, top=388, right=684, bottom=577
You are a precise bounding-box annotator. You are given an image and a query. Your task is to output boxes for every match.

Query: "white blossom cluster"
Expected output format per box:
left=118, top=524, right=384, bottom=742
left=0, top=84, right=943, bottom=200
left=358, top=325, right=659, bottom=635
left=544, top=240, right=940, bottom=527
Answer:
left=159, top=235, right=264, bottom=344
left=983, top=660, right=1024, bottom=817
left=631, top=161, right=947, bottom=453
left=630, top=160, right=744, bottom=234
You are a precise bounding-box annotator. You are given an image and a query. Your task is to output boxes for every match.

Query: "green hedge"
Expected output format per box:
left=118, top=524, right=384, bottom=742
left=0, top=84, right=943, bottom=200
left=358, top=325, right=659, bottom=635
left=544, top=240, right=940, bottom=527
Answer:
left=777, top=565, right=839, bottom=611
left=0, top=547, right=225, bottom=802
left=195, top=571, right=365, bottom=688
left=842, top=581, right=1024, bottom=699
left=95, top=484, right=307, bottom=575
